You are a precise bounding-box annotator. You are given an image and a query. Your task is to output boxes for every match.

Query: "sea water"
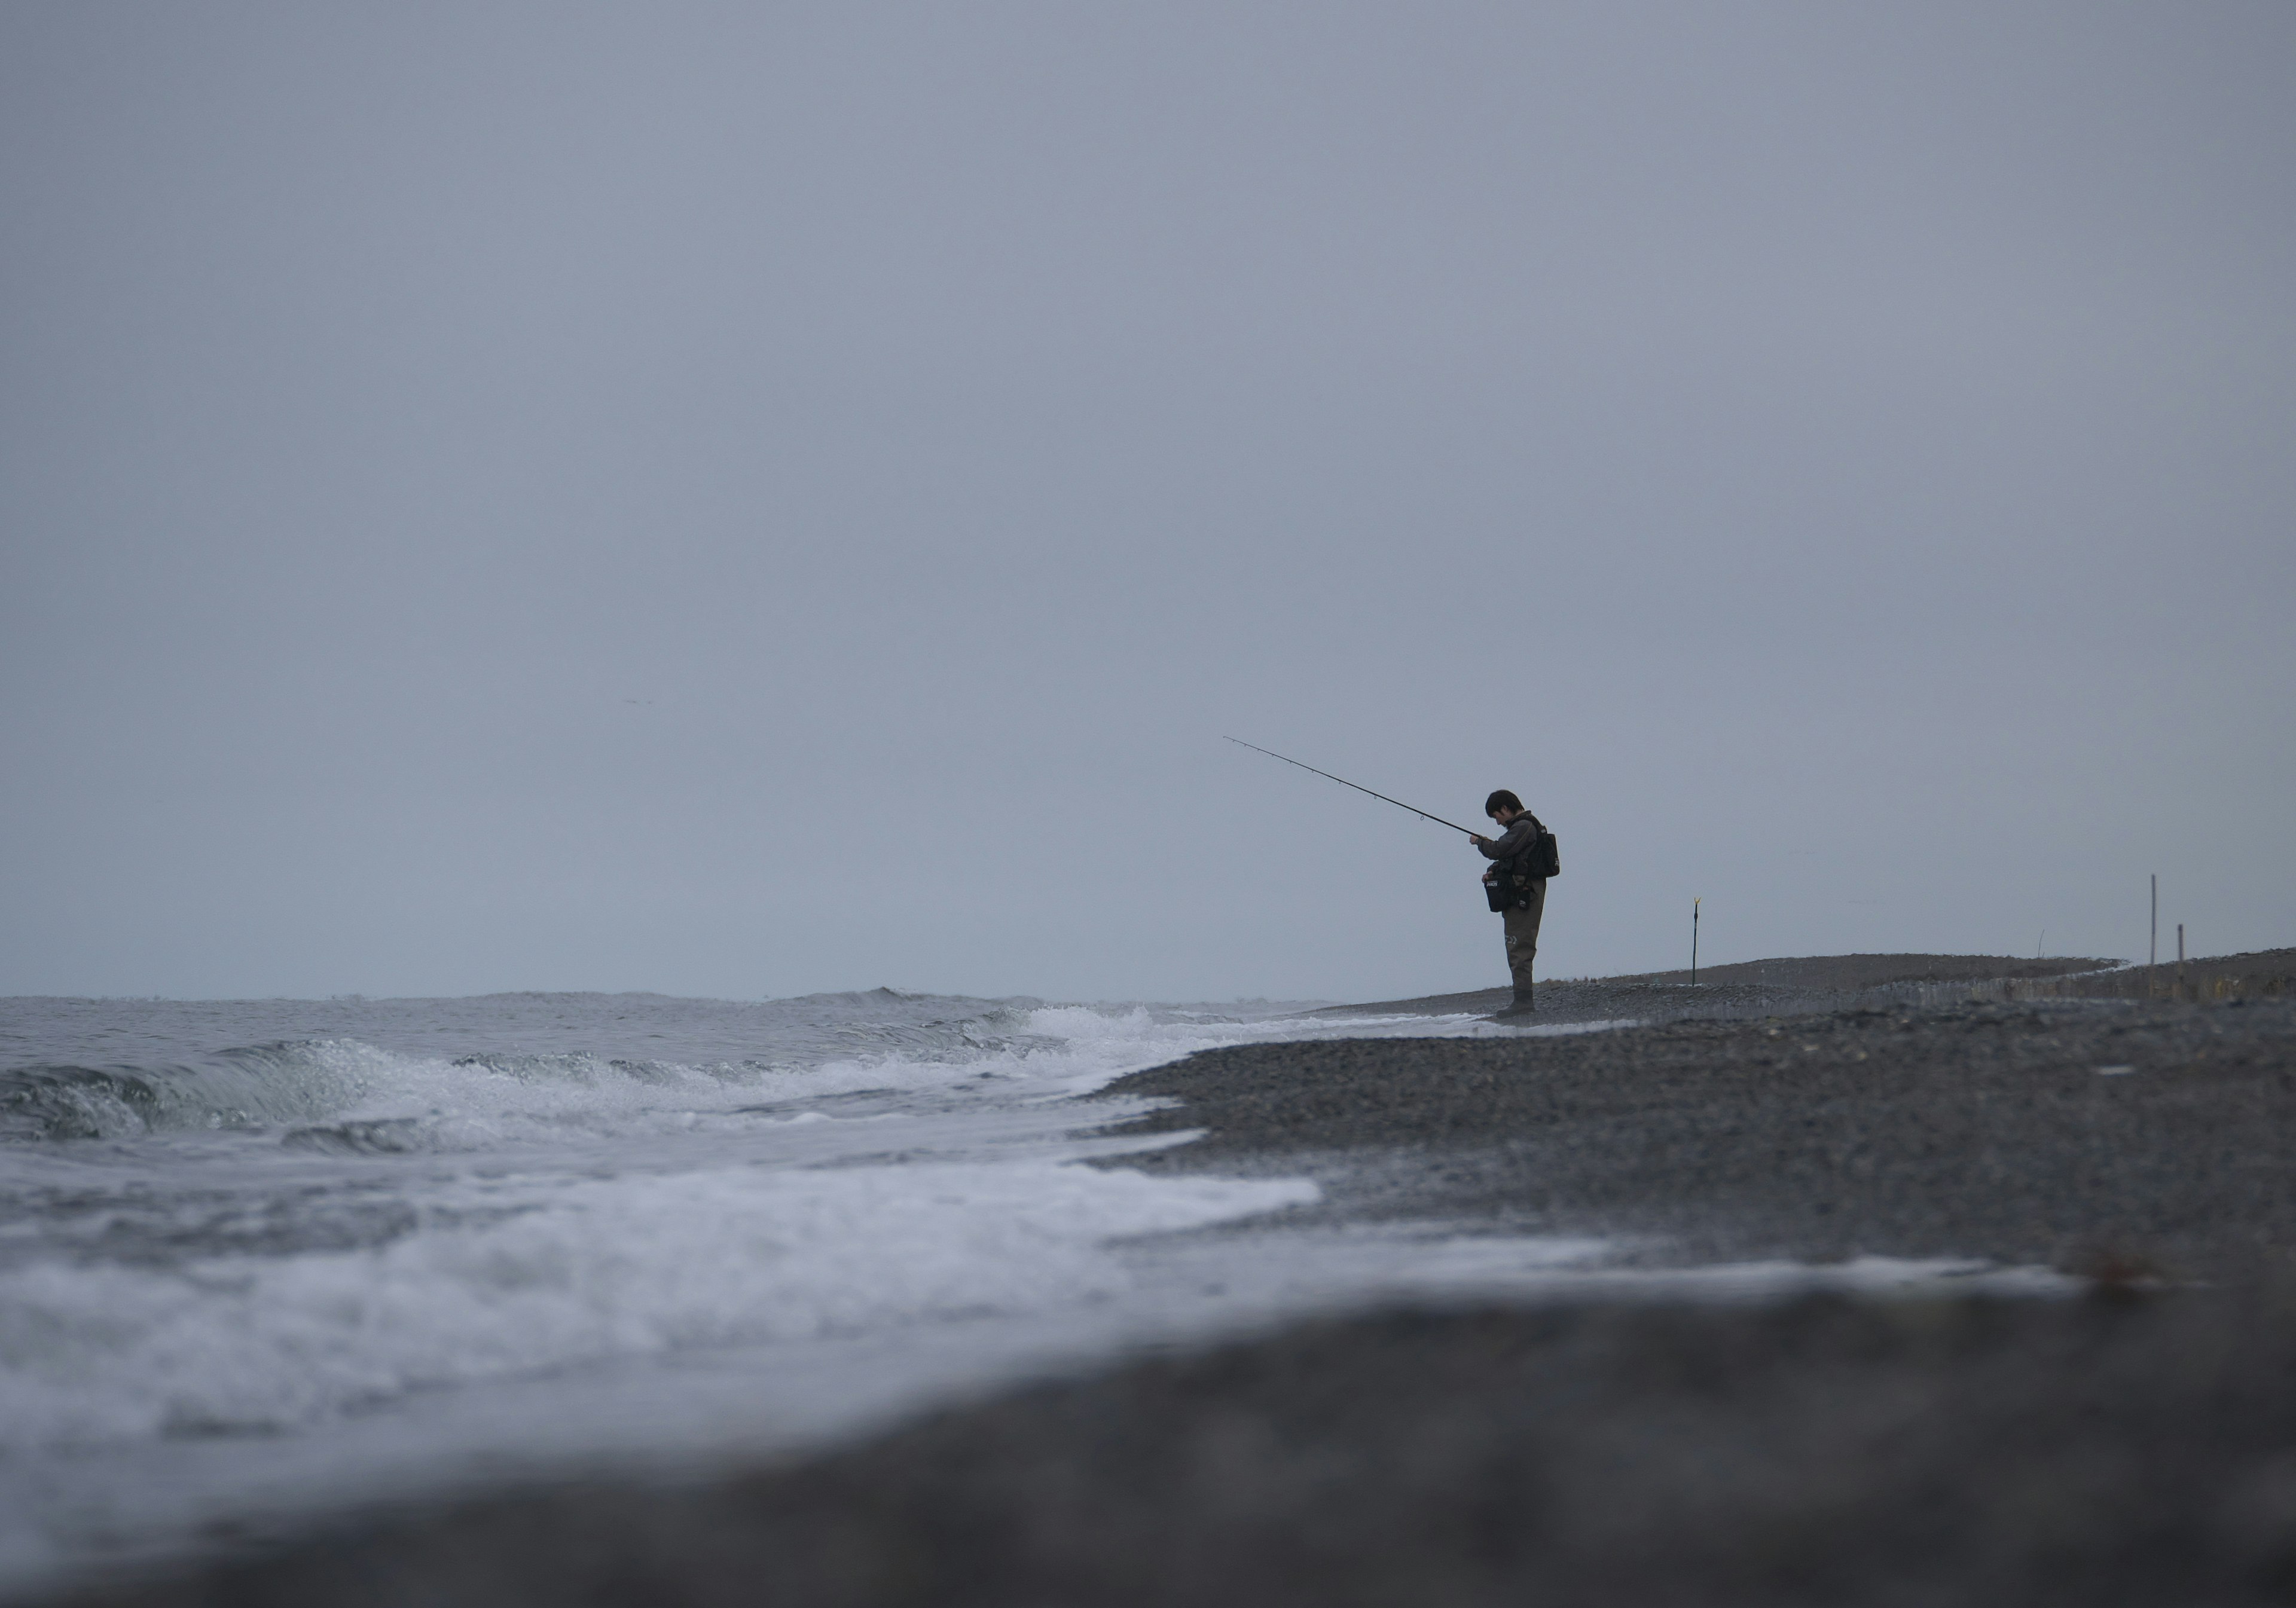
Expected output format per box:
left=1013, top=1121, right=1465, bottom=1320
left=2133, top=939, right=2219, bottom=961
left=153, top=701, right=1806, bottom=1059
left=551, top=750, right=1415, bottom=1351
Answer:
left=0, top=988, right=1564, bottom=1595
left=0, top=990, right=2065, bottom=1597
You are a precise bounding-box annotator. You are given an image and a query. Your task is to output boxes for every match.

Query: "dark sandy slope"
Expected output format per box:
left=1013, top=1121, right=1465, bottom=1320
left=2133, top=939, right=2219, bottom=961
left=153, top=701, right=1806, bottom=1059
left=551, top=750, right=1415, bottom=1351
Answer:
left=55, top=988, right=2296, bottom=1608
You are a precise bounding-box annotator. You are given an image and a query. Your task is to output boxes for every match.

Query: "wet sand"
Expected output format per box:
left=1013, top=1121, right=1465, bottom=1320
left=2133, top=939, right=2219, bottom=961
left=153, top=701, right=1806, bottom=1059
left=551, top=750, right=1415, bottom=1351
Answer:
left=55, top=974, right=2296, bottom=1607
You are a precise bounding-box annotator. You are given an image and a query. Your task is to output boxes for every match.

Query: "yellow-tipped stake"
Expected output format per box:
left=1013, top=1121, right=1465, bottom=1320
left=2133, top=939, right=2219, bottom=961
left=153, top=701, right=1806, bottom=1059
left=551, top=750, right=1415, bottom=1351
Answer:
left=1692, top=898, right=1701, bottom=987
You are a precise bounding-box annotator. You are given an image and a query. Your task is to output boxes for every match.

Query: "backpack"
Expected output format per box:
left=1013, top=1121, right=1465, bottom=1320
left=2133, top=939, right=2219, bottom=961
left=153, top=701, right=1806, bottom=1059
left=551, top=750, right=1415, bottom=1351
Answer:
left=1484, top=815, right=1561, bottom=910
left=1524, top=815, right=1561, bottom=880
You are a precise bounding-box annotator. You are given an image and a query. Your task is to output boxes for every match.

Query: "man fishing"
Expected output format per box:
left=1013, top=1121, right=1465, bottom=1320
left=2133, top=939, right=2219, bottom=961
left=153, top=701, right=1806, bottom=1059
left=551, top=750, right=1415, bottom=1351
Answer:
left=1470, top=790, right=1546, bottom=1017
left=1225, top=740, right=1556, bottom=1022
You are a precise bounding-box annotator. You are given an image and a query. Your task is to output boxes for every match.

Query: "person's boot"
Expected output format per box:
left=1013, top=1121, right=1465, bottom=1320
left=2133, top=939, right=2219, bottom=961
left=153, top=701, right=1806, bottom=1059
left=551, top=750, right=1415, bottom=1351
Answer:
left=1494, top=989, right=1535, bottom=1019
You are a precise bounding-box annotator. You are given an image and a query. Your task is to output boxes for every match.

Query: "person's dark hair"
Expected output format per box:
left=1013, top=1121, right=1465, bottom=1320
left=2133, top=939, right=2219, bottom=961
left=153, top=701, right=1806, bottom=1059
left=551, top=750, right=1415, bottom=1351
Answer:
left=1485, top=790, right=1523, bottom=817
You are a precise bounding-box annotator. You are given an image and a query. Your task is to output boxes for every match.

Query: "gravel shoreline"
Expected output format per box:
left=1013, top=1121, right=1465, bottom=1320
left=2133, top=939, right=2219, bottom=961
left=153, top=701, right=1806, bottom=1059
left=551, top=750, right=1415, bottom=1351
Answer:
left=53, top=986, right=2296, bottom=1607
left=1110, top=996, right=2296, bottom=1282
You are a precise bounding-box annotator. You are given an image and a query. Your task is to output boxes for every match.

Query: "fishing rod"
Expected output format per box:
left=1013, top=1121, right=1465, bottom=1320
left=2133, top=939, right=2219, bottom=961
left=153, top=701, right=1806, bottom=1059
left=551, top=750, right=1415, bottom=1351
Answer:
left=1224, top=737, right=1482, bottom=837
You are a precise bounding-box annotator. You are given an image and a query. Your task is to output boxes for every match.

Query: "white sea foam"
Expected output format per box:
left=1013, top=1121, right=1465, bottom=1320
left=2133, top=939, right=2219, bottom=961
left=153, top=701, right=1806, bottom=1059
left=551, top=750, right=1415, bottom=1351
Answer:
left=249, top=1003, right=1530, bottom=1149
left=0, top=996, right=1603, bottom=1457
left=0, top=1159, right=1317, bottom=1447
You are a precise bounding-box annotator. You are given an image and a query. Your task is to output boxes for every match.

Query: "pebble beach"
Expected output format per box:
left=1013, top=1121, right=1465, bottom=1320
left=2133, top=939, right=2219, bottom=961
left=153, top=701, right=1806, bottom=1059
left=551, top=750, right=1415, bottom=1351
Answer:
left=48, top=959, right=2296, bottom=1607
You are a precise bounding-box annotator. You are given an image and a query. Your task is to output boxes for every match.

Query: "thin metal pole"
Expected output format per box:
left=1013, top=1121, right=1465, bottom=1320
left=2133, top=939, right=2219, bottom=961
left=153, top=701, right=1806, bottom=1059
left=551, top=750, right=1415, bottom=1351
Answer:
left=1692, top=898, right=1700, bottom=986
left=1224, top=738, right=1482, bottom=836
left=2150, top=874, right=2158, bottom=997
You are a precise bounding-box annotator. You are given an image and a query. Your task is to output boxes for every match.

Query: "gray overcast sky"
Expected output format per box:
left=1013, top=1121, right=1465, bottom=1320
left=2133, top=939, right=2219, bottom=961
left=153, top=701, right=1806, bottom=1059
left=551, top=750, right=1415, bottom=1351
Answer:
left=4, top=2, right=2291, bottom=1002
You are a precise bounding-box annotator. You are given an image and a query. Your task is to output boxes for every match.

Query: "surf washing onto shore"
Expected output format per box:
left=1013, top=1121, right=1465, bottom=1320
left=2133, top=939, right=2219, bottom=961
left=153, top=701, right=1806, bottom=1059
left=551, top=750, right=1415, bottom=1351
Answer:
left=0, top=988, right=2072, bottom=1597
left=0, top=988, right=1607, bottom=1594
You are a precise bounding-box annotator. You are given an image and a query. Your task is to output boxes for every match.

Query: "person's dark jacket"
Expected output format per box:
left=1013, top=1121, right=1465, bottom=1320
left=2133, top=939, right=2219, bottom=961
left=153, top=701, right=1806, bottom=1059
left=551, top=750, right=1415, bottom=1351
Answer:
left=1477, top=815, right=1546, bottom=886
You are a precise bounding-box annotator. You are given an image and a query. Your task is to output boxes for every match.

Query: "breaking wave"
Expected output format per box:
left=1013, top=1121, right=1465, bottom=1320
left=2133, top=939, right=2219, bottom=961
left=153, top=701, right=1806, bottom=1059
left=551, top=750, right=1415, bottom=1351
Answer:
left=0, top=990, right=1516, bottom=1454
left=0, top=1160, right=1317, bottom=1445
left=0, top=996, right=1480, bottom=1150
left=0, top=996, right=1068, bottom=1145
